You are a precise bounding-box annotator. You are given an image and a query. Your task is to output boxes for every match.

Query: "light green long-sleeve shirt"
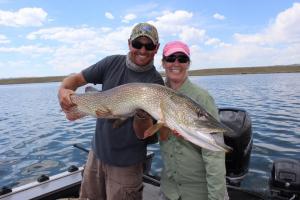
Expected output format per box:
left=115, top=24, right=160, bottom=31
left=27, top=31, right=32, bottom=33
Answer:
left=160, top=78, right=226, bottom=200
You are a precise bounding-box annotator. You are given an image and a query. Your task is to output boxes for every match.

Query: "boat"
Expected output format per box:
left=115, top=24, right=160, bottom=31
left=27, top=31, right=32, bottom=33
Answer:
left=1, top=108, right=299, bottom=200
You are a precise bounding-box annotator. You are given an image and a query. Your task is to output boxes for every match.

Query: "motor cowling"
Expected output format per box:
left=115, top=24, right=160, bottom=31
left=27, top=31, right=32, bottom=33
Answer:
left=269, top=158, right=300, bottom=200
left=219, top=108, right=253, bottom=186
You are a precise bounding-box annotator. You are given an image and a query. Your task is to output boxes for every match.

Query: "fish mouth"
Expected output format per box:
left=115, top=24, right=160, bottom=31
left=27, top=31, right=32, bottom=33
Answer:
left=174, top=123, right=231, bottom=152
left=194, top=118, right=234, bottom=136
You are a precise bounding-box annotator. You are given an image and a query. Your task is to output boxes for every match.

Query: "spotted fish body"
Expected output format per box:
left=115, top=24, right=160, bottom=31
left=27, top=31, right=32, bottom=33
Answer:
left=69, top=83, right=232, bottom=152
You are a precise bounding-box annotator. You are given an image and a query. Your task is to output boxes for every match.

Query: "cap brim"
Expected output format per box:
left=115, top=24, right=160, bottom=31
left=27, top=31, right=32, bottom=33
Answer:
left=164, top=47, right=189, bottom=57
left=130, top=34, right=156, bottom=44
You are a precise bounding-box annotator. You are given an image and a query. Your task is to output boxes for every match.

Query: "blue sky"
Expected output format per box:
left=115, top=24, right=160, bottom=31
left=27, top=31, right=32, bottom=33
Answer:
left=0, top=0, right=299, bottom=78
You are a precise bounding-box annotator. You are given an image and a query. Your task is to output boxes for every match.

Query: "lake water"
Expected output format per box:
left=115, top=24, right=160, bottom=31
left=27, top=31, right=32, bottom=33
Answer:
left=0, top=73, right=299, bottom=193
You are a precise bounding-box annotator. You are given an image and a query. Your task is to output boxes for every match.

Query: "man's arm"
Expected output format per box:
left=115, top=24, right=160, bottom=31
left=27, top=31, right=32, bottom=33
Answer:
left=58, top=73, right=87, bottom=120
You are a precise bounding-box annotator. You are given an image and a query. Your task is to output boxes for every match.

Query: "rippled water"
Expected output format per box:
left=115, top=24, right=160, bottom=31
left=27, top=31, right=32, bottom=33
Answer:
left=0, top=73, right=299, bottom=192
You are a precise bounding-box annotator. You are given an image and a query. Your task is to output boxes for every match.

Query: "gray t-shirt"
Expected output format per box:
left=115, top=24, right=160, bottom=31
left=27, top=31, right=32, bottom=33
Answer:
left=82, top=55, right=164, bottom=166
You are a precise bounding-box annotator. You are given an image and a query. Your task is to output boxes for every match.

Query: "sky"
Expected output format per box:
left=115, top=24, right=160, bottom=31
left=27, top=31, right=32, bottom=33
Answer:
left=0, top=0, right=300, bottom=78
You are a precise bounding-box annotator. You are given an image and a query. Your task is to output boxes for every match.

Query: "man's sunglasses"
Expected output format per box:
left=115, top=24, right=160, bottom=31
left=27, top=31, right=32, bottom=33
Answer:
left=131, top=40, right=157, bottom=51
left=164, top=55, right=190, bottom=63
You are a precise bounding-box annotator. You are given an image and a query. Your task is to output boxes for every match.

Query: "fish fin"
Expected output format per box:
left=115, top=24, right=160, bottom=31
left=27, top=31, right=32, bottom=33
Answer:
left=112, top=118, right=128, bottom=128
left=95, top=108, right=113, bottom=118
left=144, top=123, right=164, bottom=139
left=159, top=126, right=171, bottom=141
left=85, top=86, right=100, bottom=93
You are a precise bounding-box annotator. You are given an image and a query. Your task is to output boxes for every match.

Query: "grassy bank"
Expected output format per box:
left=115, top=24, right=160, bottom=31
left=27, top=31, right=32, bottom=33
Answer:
left=0, top=76, right=66, bottom=85
left=187, top=64, right=300, bottom=76
left=1, top=64, right=300, bottom=85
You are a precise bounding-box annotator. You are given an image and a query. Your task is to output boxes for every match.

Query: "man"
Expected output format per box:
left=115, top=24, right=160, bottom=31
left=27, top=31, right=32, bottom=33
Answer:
left=58, top=22, right=164, bottom=200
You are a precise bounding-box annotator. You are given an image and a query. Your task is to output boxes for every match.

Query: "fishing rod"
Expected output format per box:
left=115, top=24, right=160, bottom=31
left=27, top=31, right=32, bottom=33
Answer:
left=73, top=143, right=89, bottom=153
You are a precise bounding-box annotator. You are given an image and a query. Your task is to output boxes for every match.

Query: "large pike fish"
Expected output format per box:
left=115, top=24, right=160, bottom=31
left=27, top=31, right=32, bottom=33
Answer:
left=68, top=83, right=232, bottom=152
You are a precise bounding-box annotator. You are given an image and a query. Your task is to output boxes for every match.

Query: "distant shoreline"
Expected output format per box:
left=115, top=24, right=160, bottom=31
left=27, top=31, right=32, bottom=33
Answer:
left=1, top=65, right=300, bottom=85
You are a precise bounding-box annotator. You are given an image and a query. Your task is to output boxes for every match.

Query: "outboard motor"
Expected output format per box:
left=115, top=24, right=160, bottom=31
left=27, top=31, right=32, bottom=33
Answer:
left=219, top=108, right=253, bottom=186
left=269, top=158, right=300, bottom=200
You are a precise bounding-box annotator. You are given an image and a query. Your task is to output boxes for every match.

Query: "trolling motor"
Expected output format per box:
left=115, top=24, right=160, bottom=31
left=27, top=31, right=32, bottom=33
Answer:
left=269, top=158, right=300, bottom=200
left=219, top=108, right=253, bottom=186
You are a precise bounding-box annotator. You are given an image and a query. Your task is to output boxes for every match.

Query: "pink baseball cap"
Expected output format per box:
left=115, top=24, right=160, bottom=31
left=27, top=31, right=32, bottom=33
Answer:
left=163, top=41, right=190, bottom=57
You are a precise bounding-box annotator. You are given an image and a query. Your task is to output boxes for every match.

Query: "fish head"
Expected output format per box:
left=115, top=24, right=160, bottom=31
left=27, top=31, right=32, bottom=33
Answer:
left=161, top=94, right=232, bottom=135
left=192, top=107, right=233, bottom=133
left=160, top=95, right=232, bottom=151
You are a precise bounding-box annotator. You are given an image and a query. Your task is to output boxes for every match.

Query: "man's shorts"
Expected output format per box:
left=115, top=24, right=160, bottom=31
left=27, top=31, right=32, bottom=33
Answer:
left=79, top=150, right=144, bottom=200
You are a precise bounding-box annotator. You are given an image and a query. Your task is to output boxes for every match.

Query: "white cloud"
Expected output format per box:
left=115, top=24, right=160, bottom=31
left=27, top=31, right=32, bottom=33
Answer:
left=26, top=27, right=99, bottom=43
left=49, top=46, right=98, bottom=72
left=0, top=34, right=9, bottom=43
left=105, top=12, right=114, bottom=20
left=100, top=27, right=112, bottom=32
left=153, top=10, right=195, bottom=42
left=185, top=2, right=300, bottom=69
left=205, top=38, right=221, bottom=46
left=26, top=25, right=131, bottom=50
left=23, top=25, right=132, bottom=74
left=234, top=2, right=300, bottom=45
left=156, top=10, right=193, bottom=24
left=0, top=60, right=33, bottom=78
left=179, top=27, right=206, bottom=43
left=28, top=26, right=131, bottom=75
left=122, top=13, right=137, bottom=23
left=0, top=7, right=47, bottom=27
left=0, top=45, right=52, bottom=55
left=2, top=4, right=300, bottom=78
left=213, top=13, right=225, bottom=20
left=151, top=6, right=300, bottom=69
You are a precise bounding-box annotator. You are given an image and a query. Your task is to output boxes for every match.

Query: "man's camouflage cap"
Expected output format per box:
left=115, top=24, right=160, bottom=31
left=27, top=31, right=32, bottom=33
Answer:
left=130, top=22, right=159, bottom=44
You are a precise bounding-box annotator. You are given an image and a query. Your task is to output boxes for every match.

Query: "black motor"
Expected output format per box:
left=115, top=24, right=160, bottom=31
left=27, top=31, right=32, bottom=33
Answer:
left=269, top=158, right=300, bottom=200
left=219, top=108, right=253, bottom=186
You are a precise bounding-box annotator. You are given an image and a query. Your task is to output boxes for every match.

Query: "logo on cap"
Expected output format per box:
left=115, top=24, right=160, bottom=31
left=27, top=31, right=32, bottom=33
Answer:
left=130, top=23, right=159, bottom=44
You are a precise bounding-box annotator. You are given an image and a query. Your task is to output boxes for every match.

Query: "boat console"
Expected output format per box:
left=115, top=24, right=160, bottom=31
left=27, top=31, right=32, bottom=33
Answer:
left=269, top=158, right=300, bottom=200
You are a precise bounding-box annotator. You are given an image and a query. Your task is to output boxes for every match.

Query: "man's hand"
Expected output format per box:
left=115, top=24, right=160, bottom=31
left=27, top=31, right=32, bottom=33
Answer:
left=58, top=88, right=81, bottom=120
left=58, top=88, right=75, bottom=111
left=57, top=73, right=87, bottom=121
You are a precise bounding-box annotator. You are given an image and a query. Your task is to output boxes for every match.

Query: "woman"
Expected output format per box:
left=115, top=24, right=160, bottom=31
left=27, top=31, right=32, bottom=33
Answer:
left=159, top=41, right=227, bottom=200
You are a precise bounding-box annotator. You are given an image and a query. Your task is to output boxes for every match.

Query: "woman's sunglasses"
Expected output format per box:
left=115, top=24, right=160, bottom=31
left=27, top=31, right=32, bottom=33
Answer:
left=131, top=40, right=157, bottom=51
left=164, top=55, right=190, bottom=63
